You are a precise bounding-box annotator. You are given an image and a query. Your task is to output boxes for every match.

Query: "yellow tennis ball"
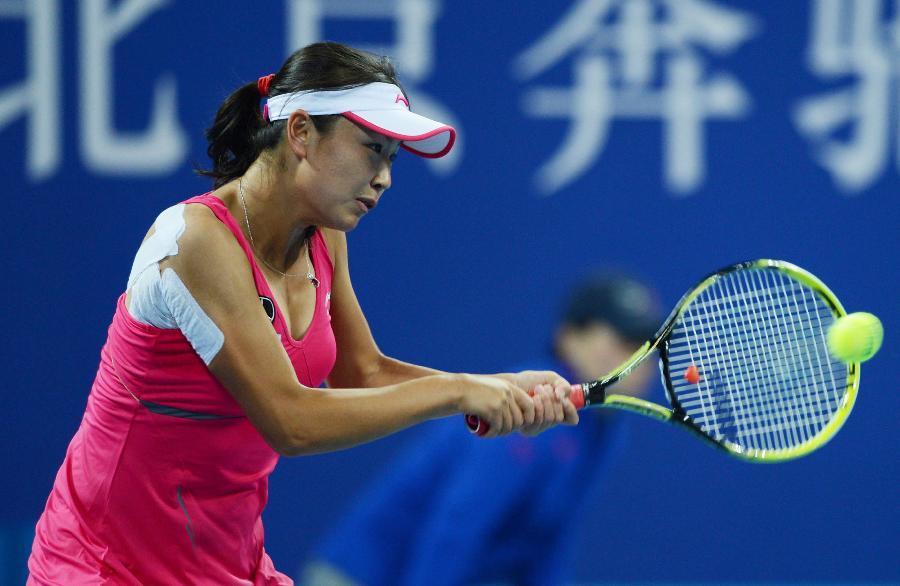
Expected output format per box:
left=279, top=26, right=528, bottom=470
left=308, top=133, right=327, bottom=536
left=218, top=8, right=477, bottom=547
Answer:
left=827, top=312, right=883, bottom=363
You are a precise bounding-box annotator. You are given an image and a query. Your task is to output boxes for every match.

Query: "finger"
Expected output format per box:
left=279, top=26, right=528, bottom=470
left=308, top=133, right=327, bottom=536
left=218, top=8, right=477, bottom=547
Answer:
left=523, top=385, right=549, bottom=434
left=501, top=399, right=513, bottom=435
left=510, top=393, right=525, bottom=429
left=554, top=380, right=570, bottom=400
left=562, top=397, right=580, bottom=426
left=516, top=387, right=535, bottom=426
left=480, top=416, right=497, bottom=438
left=538, top=384, right=556, bottom=433
left=532, top=387, right=546, bottom=423
left=528, top=386, right=544, bottom=422
left=545, top=371, right=569, bottom=391
left=539, top=385, right=555, bottom=430
left=552, top=389, right=565, bottom=423
left=520, top=389, right=546, bottom=436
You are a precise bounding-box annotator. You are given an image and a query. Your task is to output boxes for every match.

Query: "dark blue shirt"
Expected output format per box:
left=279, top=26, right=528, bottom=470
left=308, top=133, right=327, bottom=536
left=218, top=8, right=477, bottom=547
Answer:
left=312, top=361, right=626, bottom=586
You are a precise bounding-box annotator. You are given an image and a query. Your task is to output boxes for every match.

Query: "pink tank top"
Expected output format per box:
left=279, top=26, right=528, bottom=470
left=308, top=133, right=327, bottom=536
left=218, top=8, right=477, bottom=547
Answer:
left=28, top=193, right=337, bottom=585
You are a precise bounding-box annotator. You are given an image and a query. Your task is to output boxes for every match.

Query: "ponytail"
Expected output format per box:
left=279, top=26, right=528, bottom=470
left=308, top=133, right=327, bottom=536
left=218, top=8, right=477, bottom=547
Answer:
left=198, top=82, right=268, bottom=188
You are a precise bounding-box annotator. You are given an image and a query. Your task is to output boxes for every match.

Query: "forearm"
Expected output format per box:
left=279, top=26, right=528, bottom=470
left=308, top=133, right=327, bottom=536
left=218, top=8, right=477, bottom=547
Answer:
left=371, top=360, right=527, bottom=389
left=282, top=373, right=463, bottom=456
left=334, top=355, right=523, bottom=390
left=362, top=355, right=446, bottom=386
left=329, top=353, right=447, bottom=388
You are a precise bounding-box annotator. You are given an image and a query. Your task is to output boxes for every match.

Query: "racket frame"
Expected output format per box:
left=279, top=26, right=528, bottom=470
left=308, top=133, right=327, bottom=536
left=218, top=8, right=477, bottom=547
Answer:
left=576, top=259, right=860, bottom=463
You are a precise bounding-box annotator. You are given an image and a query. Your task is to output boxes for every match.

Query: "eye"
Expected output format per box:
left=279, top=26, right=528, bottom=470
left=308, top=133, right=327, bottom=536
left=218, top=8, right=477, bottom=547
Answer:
left=367, top=143, right=383, bottom=154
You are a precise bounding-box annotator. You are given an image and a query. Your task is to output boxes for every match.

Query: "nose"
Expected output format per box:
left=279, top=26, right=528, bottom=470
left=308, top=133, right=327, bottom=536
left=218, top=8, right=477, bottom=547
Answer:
left=371, top=158, right=392, bottom=193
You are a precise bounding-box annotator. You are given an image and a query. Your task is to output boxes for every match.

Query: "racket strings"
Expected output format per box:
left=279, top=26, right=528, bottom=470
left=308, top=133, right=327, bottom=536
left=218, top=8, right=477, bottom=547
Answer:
left=666, top=268, right=847, bottom=453
left=725, top=272, right=839, bottom=448
left=702, top=272, right=836, bottom=449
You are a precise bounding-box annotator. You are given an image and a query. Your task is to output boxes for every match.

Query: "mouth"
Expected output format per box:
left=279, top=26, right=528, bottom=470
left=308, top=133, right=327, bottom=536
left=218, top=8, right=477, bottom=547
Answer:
left=355, top=197, right=377, bottom=213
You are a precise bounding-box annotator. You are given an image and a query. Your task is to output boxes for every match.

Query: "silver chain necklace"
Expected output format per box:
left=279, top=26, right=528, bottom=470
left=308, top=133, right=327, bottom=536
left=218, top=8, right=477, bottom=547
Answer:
left=238, top=176, right=319, bottom=287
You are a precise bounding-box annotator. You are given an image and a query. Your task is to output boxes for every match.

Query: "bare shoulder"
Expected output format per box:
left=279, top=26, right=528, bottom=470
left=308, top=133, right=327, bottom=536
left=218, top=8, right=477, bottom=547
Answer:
left=161, top=202, right=252, bottom=289
left=175, top=202, right=244, bottom=257
left=179, top=201, right=228, bottom=239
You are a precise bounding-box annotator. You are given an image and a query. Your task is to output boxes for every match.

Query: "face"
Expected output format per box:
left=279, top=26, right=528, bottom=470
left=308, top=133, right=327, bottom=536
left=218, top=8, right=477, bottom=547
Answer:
left=556, top=323, right=655, bottom=397
left=291, top=115, right=401, bottom=231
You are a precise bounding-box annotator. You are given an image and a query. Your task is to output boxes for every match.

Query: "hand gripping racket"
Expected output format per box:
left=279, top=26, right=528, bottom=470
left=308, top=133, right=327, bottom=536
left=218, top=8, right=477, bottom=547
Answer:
left=467, top=260, right=860, bottom=462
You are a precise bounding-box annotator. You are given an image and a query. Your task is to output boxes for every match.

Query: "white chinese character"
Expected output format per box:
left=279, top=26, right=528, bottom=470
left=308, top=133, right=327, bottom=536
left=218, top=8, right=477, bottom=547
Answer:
left=80, top=0, right=188, bottom=175
left=286, top=0, right=463, bottom=175
left=793, top=0, right=897, bottom=193
left=0, top=0, right=61, bottom=181
left=1, top=0, right=187, bottom=181
left=514, top=0, right=759, bottom=195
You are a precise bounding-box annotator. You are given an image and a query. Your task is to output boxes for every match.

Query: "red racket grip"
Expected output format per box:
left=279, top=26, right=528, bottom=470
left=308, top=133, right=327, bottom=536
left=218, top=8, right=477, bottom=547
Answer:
left=465, top=384, right=587, bottom=436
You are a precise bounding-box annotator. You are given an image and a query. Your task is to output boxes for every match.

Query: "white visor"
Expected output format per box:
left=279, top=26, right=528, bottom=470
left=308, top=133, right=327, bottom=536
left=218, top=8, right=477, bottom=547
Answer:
left=264, top=82, right=456, bottom=158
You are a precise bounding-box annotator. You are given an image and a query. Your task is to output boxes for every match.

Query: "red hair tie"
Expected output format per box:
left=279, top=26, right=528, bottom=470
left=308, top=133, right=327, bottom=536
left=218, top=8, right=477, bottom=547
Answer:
left=257, top=74, right=275, bottom=97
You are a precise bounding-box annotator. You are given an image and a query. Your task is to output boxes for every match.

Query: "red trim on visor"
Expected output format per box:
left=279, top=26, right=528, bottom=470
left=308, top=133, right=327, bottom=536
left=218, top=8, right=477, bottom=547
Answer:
left=342, top=112, right=457, bottom=159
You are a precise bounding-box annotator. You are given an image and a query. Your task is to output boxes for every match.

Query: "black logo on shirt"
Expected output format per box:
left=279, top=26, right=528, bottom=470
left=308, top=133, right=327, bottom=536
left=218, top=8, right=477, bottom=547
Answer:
left=259, top=296, right=276, bottom=322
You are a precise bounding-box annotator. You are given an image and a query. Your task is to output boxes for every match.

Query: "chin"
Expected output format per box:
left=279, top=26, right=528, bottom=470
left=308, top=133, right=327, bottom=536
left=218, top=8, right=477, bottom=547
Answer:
left=327, top=215, right=362, bottom=232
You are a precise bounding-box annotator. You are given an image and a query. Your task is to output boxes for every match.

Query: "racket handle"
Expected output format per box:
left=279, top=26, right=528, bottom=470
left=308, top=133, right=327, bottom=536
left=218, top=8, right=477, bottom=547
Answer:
left=465, top=384, right=587, bottom=436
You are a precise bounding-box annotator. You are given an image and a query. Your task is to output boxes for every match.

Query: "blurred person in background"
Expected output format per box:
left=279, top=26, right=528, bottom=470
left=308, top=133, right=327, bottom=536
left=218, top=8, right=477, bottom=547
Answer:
left=303, top=273, right=662, bottom=586
left=26, top=42, right=577, bottom=585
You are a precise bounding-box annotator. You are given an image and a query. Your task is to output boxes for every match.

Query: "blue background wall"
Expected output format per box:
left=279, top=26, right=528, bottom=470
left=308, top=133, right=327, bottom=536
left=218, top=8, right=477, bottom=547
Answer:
left=2, top=0, right=897, bottom=583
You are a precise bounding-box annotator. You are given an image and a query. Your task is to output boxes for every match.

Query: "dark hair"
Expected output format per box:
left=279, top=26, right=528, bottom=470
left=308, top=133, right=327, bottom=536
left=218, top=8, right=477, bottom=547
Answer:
left=199, top=42, right=405, bottom=188
left=560, top=274, right=661, bottom=343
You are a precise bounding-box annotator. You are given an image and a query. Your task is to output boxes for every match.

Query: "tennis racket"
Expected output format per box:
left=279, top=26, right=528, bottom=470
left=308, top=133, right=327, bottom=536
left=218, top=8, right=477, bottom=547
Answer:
left=467, top=260, right=860, bottom=462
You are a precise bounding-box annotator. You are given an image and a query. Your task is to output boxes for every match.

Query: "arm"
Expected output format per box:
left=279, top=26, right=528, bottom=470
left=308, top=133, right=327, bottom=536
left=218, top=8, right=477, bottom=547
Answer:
left=165, top=206, right=534, bottom=455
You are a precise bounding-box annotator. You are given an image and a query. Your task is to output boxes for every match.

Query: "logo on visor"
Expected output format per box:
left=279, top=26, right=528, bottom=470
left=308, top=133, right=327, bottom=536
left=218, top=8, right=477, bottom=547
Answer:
left=395, top=94, right=409, bottom=109
left=260, top=296, right=276, bottom=323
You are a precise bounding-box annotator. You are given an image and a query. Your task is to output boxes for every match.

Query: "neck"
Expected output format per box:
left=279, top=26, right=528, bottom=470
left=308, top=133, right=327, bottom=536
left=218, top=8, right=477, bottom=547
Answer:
left=232, top=161, right=313, bottom=273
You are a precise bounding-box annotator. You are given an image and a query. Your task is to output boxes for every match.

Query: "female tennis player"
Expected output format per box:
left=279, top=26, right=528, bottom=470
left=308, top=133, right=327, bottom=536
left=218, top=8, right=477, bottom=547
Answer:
left=27, top=42, right=577, bottom=585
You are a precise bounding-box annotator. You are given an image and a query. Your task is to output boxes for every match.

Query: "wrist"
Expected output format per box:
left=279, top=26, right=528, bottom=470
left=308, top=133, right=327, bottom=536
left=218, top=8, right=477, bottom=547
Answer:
left=442, top=373, right=470, bottom=413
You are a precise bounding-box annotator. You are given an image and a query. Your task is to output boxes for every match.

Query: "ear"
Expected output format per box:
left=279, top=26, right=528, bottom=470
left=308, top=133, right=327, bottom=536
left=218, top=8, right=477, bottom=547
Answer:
left=285, top=110, right=315, bottom=159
